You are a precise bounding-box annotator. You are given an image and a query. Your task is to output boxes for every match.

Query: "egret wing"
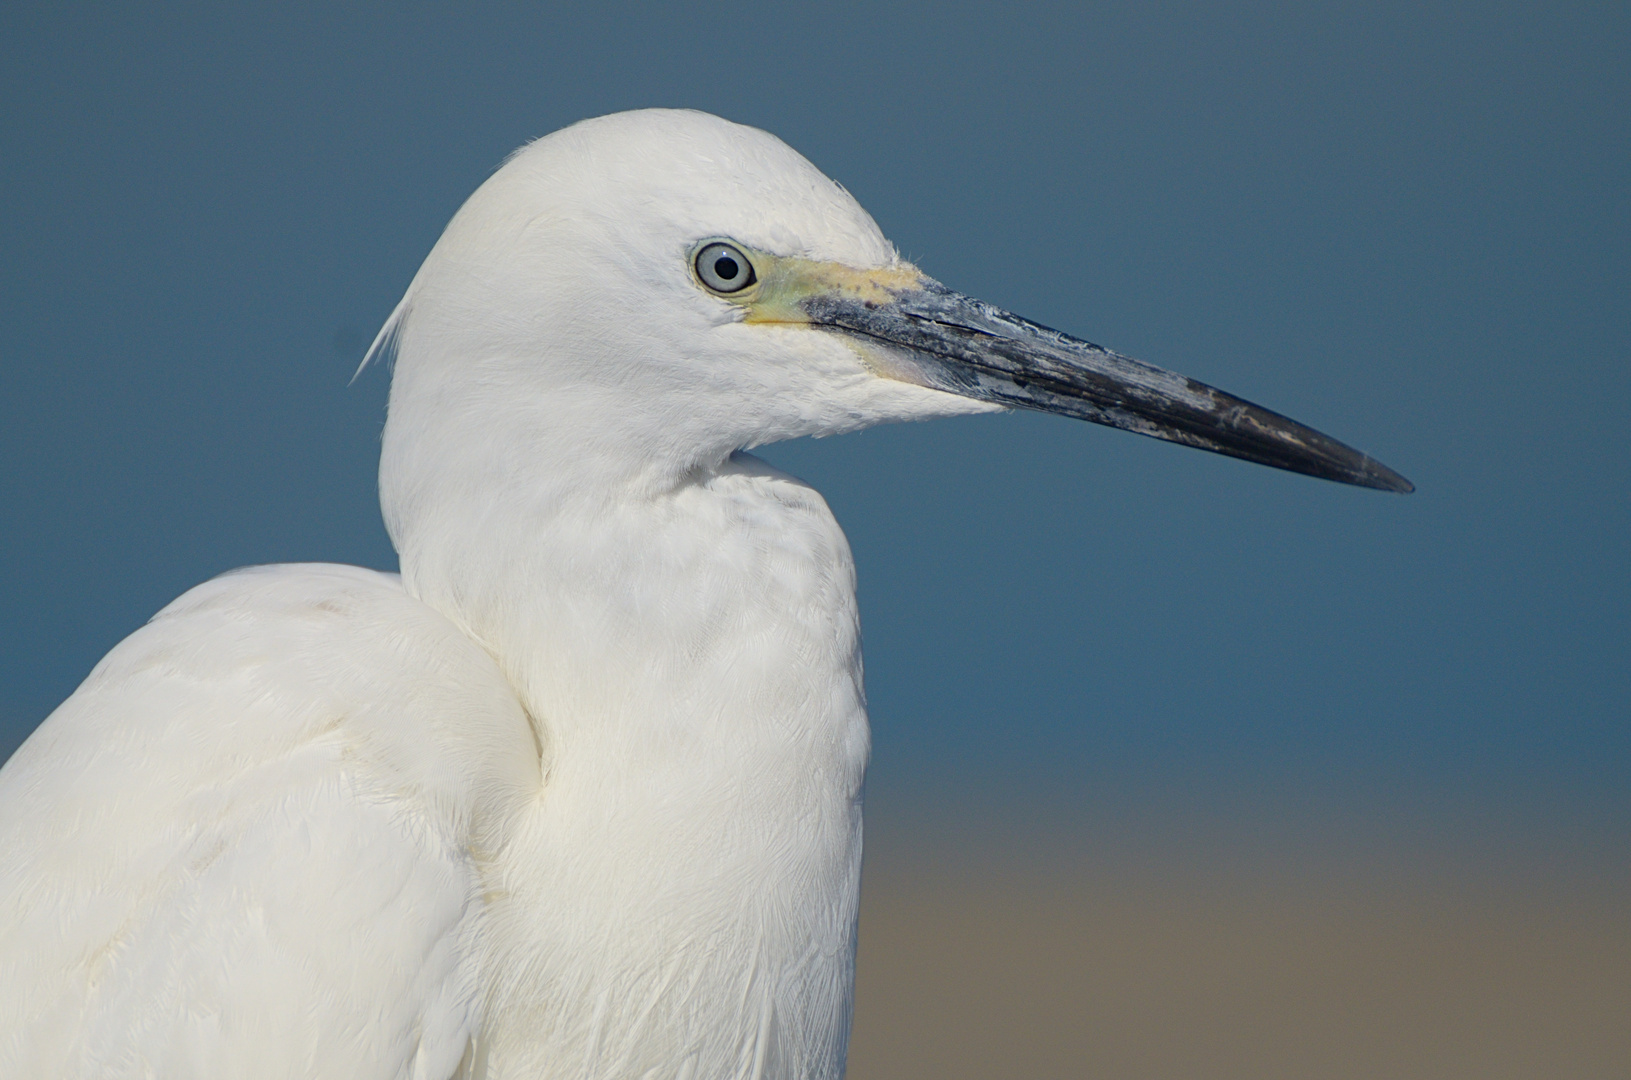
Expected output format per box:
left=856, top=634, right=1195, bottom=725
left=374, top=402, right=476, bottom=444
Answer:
left=0, top=564, right=539, bottom=1080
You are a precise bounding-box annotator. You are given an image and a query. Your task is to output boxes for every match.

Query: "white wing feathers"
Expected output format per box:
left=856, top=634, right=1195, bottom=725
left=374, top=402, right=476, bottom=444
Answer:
left=0, top=564, right=539, bottom=1080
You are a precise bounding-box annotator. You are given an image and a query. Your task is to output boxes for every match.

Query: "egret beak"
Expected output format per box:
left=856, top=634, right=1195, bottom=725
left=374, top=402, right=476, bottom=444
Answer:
left=734, top=248, right=1412, bottom=493
left=825, top=276, right=1414, bottom=492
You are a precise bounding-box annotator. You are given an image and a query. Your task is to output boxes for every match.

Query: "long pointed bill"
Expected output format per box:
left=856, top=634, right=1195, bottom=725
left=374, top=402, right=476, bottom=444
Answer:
left=742, top=256, right=1412, bottom=493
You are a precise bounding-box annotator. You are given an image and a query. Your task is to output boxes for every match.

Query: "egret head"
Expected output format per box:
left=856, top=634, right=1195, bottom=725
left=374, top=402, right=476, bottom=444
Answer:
left=374, top=108, right=1409, bottom=528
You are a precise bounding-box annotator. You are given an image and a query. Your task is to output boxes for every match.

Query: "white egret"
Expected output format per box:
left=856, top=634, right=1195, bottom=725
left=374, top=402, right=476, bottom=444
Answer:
left=0, top=110, right=1409, bottom=1079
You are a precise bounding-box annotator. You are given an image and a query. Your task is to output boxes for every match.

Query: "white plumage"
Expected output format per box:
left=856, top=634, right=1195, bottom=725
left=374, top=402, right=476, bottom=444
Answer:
left=1, top=565, right=526, bottom=1077
left=0, top=108, right=1408, bottom=1079
left=0, top=110, right=971, bottom=1080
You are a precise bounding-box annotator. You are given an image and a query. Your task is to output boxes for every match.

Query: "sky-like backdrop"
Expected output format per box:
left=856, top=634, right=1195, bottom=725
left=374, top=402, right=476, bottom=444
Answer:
left=3, top=1, right=1626, bottom=875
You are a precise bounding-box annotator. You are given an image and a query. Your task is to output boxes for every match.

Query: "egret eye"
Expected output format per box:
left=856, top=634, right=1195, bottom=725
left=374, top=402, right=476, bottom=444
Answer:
left=695, top=242, right=757, bottom=293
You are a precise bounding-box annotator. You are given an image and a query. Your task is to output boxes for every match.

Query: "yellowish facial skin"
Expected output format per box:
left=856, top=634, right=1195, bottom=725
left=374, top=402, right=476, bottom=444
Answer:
left=691, top=242, right=953, bottom=389
left=698, top=244, right=928, bottom=324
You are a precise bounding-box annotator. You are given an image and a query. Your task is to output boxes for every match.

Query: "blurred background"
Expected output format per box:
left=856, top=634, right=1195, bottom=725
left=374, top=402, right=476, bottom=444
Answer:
left=2, top=2, right=1626, bottom=1075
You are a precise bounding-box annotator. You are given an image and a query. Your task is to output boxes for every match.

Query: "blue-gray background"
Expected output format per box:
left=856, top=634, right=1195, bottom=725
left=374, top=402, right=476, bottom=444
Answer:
left=3, top=1, right=1626, bottom=876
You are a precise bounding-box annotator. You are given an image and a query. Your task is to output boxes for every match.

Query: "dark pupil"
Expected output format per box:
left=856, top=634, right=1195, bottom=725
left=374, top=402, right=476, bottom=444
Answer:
left=713, top=256, right=740, bottom=281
